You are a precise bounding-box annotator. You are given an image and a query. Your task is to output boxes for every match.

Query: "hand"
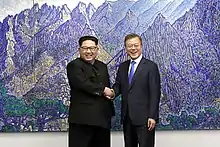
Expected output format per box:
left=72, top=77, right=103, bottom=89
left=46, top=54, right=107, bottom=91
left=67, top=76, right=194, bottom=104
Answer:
left=104, top=87, right=114, bottom=99
left=109, top=89, right=115, bottom=99
left=147, top=118, right=156, bottom=131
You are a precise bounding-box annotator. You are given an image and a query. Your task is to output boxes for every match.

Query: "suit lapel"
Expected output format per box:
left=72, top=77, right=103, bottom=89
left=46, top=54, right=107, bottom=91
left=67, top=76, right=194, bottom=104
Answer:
left=122, top=61, right=130, bottom=90
left=128, top=58, right=145, bottom=90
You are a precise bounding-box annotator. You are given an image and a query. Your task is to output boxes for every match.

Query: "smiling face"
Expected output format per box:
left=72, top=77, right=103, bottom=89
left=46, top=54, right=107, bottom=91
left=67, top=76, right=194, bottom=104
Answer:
left=79, top=40, right=98, bottom=63
left=125, top=36, right=142, bottom=60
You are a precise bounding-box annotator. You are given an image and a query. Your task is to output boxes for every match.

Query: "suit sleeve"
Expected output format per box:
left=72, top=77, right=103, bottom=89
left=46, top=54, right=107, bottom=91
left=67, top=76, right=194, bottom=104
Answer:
left=112, top=66, right=121, bottom=97
left=105, top=65, right=111, bottom=87
left=149, top=63, right=161, bottom=122
left=66, top=62, right=105, bottom=96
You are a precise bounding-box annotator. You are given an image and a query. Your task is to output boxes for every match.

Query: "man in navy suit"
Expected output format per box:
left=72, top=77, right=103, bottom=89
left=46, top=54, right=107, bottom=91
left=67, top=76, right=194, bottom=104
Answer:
left=113, top=33, right=161, bottom=147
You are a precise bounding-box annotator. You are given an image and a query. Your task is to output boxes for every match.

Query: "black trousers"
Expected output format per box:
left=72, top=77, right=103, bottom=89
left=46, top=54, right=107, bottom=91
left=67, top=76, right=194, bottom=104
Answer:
left=68, top=123, right=110, bottom=147
left=123, top=114, right=155, bottom=147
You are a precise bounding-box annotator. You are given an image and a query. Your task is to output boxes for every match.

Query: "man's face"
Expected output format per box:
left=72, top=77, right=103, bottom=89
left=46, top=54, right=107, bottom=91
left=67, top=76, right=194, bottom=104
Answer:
left=79, top=40, right=98, bottom=63
left=125, top=37, right=142, bottom=60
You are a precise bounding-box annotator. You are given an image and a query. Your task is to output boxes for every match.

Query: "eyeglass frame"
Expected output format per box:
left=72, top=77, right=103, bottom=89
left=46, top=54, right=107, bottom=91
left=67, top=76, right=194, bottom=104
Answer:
left=126, top=43, right=141, bottom=49
left=79, top=46, right=98, bottom=52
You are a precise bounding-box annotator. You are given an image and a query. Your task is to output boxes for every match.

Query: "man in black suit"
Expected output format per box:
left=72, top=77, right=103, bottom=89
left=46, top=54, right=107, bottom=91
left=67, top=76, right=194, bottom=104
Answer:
left=113, top=33, right=161, bottom=147
left=66, top=36, right=114, bottom=147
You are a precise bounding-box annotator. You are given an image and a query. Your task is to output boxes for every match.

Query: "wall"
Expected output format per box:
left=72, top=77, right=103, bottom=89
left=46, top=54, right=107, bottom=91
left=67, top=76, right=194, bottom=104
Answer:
left=0, top=131, right=220, bottom=147
left=1, top=0, right=219, bottom=133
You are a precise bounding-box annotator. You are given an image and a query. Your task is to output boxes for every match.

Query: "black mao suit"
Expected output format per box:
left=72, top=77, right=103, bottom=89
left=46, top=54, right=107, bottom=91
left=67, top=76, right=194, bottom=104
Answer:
left=67, top=58, right=114, bottom=147
left=113, top=57, right=161, bottom=147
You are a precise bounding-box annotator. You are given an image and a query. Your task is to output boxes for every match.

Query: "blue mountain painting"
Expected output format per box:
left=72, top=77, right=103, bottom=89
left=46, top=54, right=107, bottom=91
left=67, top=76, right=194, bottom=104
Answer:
left=0, top=0, right=219, bottom=132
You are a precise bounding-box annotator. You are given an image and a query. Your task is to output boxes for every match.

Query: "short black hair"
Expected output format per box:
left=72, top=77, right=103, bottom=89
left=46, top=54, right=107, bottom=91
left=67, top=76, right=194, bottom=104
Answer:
left=124, top=33, right=142, bottom=46
left=78, top=36, right=98, bottom=47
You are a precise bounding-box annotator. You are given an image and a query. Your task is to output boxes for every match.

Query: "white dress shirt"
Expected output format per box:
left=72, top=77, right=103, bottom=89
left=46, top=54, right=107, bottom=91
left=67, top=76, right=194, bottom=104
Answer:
left=128, top=54, right=143, bottom=75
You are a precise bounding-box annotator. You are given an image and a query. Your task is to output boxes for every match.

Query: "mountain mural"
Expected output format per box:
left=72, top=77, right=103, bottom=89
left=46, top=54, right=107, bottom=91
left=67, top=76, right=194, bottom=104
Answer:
left=0, top=0, right=219, bottom=132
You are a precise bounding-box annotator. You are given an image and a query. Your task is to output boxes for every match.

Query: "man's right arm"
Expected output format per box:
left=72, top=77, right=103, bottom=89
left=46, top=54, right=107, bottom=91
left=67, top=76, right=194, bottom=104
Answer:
left=112, top=67, right=121, bottom=98
left=66, top=61, right=105, bottom=97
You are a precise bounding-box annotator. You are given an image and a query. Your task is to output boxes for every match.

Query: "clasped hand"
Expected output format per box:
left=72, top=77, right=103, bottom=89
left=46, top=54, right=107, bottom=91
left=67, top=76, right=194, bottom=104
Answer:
left=104, top=87, right=114, bottom=99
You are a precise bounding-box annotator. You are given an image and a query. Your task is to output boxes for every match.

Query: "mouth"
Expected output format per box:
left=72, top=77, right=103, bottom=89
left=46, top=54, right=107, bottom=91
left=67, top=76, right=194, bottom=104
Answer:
left=130, top=51, right=137, bottom=55
left=85, top=54, right=93, bottom=57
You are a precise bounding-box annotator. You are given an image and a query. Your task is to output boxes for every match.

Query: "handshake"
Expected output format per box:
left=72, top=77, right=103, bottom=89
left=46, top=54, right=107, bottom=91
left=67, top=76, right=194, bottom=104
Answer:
left=103, top=87, right=115, bottom=100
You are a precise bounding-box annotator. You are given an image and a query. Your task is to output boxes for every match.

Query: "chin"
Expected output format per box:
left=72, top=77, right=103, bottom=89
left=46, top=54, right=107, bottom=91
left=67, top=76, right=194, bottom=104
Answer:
left=130, top=56, right=138, bottom=59
left=85, top=60, right=92, bottom=62
left=85, top=59, right=93, bottom=63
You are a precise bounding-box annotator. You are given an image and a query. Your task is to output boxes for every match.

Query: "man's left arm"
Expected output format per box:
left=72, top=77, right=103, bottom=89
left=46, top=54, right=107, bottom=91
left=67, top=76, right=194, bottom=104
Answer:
left=148, top=63, right=161, bottom=130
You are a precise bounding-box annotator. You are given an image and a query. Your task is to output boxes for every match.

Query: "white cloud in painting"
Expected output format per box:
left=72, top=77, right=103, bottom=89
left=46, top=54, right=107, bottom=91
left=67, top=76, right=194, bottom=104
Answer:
left=0, top=0, right=33, bottom=21
left=0, top=0, right=117, bottom=21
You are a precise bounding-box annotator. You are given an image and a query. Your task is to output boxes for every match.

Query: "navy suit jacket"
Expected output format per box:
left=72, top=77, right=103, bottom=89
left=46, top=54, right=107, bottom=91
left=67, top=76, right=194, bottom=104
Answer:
left=113, top=57, right=161, bottom=125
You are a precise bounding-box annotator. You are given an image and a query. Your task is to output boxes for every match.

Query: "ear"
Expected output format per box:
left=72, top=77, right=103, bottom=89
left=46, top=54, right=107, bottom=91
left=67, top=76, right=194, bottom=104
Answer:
left=97, top=44, right=101, bottom=55
left=125, top=47, right=129, bottom=53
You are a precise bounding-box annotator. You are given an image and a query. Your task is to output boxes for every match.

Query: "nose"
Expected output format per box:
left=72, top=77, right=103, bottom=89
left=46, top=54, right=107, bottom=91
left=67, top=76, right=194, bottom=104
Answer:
left=131, top=45, right=136, bottom=49
left=86, top=49, right=92, bottom=53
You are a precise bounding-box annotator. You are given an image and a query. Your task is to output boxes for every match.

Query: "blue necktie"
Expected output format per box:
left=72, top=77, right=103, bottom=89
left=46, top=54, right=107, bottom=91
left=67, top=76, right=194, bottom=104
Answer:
left=128, top=61, right=136, bottom=84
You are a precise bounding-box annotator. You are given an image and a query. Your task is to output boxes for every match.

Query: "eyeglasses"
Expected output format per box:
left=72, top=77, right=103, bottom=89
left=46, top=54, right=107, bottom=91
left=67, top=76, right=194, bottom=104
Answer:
left=126, top=44, right=140, bottom=49
left=80, top=46, right=98, bottom=52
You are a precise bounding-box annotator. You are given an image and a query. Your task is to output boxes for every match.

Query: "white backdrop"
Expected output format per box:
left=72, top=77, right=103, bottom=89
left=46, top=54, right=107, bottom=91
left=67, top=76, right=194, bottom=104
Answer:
left=0, top=131, right=220, bottom=147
